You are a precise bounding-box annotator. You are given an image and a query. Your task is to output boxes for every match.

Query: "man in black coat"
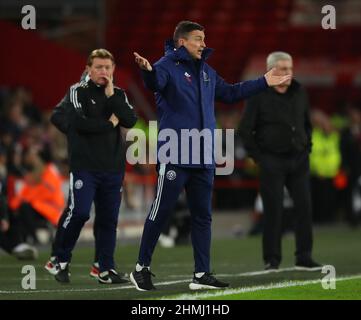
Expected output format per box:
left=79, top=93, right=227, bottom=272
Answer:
left=240, top=51, right=321, bottom=271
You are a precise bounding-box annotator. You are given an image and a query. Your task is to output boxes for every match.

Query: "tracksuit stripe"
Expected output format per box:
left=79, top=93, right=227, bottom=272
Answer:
left=70, top=81, right=86, bottom=111
left=63, top=172, right=75, bottom=228
left=123, top=92, right=134, bottom=109
left=149, top=175, right=163, bottom=221
left=149, top=164, right=166, bottom=221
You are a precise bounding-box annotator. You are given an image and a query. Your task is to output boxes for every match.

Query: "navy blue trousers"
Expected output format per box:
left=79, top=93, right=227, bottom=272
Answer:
left=138, top=164, right=214, bottom=273
left=57, top=171, right=123, bottom=272
left=52, top=203, right=100, bottom=263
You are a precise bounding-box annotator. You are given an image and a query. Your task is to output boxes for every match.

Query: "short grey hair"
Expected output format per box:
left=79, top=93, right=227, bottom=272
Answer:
left=266, top=51, right=292, bottom=70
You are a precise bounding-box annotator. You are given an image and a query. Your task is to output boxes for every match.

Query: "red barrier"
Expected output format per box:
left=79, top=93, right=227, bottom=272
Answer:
left=0, top=21, right=131, bottom=110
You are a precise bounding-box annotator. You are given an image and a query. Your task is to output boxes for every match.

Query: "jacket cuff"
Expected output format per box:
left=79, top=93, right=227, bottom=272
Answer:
left=141, top=68, right=157, bottom=84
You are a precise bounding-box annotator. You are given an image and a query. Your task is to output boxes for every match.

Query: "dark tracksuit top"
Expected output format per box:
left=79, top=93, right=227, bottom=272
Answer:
left=51, top=78, right=137, bottom=270
left=51, top=78, right=137, bottom=173
left=137, top=40, right=271, bottom=272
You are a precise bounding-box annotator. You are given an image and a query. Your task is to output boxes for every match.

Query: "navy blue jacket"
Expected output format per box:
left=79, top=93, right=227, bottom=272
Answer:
left=141, top=40, right=268, bottom=168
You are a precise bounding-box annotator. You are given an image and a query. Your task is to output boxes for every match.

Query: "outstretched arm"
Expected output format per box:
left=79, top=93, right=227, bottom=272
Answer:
left=215, top=68, right=291, bottom=104
left=133, top=52, right=169, bottom=92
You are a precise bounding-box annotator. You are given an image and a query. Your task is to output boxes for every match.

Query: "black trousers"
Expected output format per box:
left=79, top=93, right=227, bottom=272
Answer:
left=259, top=151, right=313, bottom=265
left=0, top=223, right=21, bottom=253
left=0, top=204, right=31, bottom=253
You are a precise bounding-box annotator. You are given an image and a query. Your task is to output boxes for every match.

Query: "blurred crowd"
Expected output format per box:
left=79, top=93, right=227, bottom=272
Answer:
left=0, top=86, right=70, bottom=259
left=0, top=85, right=360, bottom=257
left=216, top=104, right=361, bottom=236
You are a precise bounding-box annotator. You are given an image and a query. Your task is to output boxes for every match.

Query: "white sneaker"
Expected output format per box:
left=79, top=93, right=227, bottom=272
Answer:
left=158, top=234, right=175, bottom=248
left=45, top=257, right=60, bottom=275
left=12, top=243, right=38, bottom=260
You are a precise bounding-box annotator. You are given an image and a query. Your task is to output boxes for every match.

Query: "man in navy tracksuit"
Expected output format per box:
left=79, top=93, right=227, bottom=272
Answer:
left=130, top=21, right=291, bottom=291
left=45, top=73, right=119, bottom=280
left=52, top=49, right=137, bottom=284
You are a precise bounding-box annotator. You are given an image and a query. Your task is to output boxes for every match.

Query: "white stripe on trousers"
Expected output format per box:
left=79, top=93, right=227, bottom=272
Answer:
left=149, top=164, right=166, bottom=221
left=63, top=172, right=75, bottom=228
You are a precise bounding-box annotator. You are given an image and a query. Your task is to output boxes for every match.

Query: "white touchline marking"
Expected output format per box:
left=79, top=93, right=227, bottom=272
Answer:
left=1, top=270, right=360, bottom=296
left=0, top=279, right=189, bottom=294
left=167, top=267, right=298, bottom=278
left=1, top=267, right=290, bottom=285
left=0, top=264, right=133, bottom=268
left=160, top=274, right=361, bottom=300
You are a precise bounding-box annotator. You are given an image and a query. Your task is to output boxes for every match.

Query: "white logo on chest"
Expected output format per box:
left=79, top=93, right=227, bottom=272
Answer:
left=166, top=170, right=177, bottom=181
left=74, top=179, right=83, bottom=189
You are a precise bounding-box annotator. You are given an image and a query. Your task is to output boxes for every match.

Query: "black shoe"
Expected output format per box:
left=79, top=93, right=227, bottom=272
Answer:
left=55, top=263, right=70, bottom=283
left=264, top=261, right=279, bottom=272
left=189, top=272, right=229, bottom=290
left=98, top=269, right=129, bottom=284
left=295, top=259, right=323, bottom=271
left=130, top=268, right=156, bottom=291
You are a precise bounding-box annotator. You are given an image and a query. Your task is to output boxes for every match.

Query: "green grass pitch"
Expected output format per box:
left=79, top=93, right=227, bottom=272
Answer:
left=0, top=224, right=360, bottom=300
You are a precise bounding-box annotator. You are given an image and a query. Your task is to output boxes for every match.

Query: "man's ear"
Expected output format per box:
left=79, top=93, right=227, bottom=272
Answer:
left=178, top=38, right=185, bottom=47
left=86, top=65, right=90, bottom=73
